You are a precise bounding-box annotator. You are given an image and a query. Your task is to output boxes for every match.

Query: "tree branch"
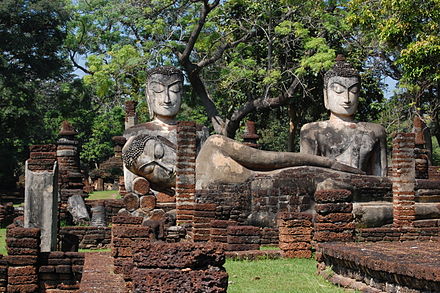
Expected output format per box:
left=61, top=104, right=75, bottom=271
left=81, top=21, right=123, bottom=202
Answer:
left=224, top=77, right=301, bottom=137
left=69, top=52, right=93, bottom=75
left=179, top=2, right=211, bottom=64
left=197, top=31, right=255, bottom=68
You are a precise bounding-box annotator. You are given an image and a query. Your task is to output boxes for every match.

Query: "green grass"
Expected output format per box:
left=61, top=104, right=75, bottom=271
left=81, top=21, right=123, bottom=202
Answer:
left=260, top=245, right=279, bottom=250
left=0, top=229, right=6, bottom=255
left=87, top=190, right=119, bottom=200
left=225, top=258, right=346, bottom=293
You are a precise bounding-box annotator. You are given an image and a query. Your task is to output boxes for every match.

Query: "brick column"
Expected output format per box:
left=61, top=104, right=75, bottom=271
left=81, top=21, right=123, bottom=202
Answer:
left=0, top=203, right=14, bottom=228
left=277, top=212, right=312, bottom=258
left=242, top=120, right=260, bottom=148
left=57, top=121, right=86, bottom=223
left=5, top=227, right=40, bottom=292
left=176, top=122, right=197, bottom=238
left=392, top=133, right=416, bottom=227
left=313, top=189, right=354, bottom=243
left=124, top=100, right=138, bottom=129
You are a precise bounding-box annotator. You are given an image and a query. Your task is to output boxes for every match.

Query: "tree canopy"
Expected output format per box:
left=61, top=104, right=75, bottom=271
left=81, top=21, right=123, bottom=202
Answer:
left=2, top=0, right=440, bottom=187
left=0, top=0, right=70, bottom=188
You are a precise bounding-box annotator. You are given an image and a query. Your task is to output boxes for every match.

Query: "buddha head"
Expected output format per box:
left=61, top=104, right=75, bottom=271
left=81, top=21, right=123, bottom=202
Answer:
left=324, top=55, right=361, bottom=118
left=146, top=66, right=184, bottom=123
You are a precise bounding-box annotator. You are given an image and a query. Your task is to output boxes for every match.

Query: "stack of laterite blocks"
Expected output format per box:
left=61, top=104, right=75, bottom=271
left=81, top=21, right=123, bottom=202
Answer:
left=176, top=122, right=197, bottom=238
left=0, top=203, right=14, bottom=228
left=226, top=226, right=261, bottom=251
left=6, top=226, right=40, bottom=293
left=0, top=255, right=7, bottom=292
left=27, top=144, right=57, bottom=171
left=261, top=227, right=279, bottom=246
left=38, top=251, right=84, bottom=291
left=131, top=242, right=228, bottom=292
left=111, top=216, right=151, bottom=282
left=277, top=212, right=313, bottom=258
left=313, top=189, right=354, bottom=243
left=428, top=166, right=440, bottom=180
left=209, top=220, right=237, bottom=243
left=193, top=203, right=216, bottom=242
left=391, top=133, right=416, bottom=227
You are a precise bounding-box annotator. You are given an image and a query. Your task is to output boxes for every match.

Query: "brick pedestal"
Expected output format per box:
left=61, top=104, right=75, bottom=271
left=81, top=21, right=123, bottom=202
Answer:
left=313, top=189, right=354, bottom=243
left=392, top=133, right=416, bottom=227
left=277, top=212, right=312, bottom=258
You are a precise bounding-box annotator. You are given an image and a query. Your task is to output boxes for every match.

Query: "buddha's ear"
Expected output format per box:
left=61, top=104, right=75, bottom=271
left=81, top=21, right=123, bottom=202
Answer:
left=323, top=87, right=329, bottom=110
left=146, top=87, right=155, bottom=119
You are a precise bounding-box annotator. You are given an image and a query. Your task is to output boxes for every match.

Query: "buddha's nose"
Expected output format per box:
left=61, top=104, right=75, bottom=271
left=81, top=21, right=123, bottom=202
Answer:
left=344, top=91, right=351, bottom=103
left=164, top=92, right=171, bottom=104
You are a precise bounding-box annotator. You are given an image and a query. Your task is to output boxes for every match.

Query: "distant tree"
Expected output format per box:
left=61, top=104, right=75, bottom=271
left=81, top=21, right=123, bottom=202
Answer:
left=68, top=0, right=386, bottom=151
left=0, top=0, right=70, bottom=188
left=347, top=0, right=440, bottom=142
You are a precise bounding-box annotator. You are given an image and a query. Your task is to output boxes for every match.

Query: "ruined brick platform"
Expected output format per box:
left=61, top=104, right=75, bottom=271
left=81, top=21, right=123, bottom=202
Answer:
left=317, top=241, right=440, bottom=292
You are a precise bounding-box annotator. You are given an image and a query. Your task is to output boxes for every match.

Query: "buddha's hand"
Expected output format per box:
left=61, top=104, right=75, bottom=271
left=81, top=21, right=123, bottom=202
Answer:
left=330, top=161, right=365, bottom=175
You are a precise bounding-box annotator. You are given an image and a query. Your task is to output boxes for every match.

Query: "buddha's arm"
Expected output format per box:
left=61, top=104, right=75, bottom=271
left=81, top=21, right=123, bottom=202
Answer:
left=201, top=135, right=363, bottom=174
left=379, top=133, right=387, bottom=176
left=300, top=125, right=318, bottom=155
left=369, top=126, right=387, bottom=176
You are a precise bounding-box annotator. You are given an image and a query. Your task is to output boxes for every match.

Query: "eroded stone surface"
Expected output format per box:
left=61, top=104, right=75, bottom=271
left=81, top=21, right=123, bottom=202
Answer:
left=300, top=56, right=387, bottom=176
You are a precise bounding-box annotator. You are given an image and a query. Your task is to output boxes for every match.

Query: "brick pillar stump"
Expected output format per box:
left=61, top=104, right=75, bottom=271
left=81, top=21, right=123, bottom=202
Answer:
left=277, top=212, right=313, bottom=258
left=226, top=226, right=261, bottom=251
left=313, top=189, right=354, bottom=243
left=111, top=216, right=151, bottom=281
left=5, top=227, right=40, bottom=293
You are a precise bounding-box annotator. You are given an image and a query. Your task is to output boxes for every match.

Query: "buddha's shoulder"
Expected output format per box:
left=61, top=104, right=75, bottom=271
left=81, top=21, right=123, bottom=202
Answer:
left=301, top=120, right=330, bottom=132
left=358, top=122, right=386, bottom=136
left=123, top=122, right=177, bottom=138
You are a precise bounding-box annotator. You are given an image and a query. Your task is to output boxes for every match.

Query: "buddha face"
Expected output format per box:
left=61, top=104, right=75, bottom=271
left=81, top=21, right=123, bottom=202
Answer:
left=147, top=73, right=183, bottom=119
left=324, top=76, right=360, bottom=117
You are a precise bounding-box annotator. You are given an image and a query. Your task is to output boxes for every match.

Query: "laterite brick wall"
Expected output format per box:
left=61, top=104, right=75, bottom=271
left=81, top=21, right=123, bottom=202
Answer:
left=131, top=242, right=228, bottom=292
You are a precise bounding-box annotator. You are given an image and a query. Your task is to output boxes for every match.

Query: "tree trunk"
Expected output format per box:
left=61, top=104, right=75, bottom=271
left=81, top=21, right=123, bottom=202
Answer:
left=287, top=104, right=297, bottom=152
left=185, top=67, right=226, bottom=135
